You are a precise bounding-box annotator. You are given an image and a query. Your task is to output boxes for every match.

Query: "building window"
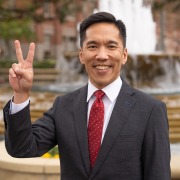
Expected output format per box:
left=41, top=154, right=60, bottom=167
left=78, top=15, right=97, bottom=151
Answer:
left=44, top=2, right=52, bottom=18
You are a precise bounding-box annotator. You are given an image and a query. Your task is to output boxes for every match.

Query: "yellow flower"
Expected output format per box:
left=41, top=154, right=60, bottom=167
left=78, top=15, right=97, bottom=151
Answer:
left=42, top=153, right=51, bottom=158
left=41, top=146, right=59, bottom=158
left=54, top=154, right=59, bottom=158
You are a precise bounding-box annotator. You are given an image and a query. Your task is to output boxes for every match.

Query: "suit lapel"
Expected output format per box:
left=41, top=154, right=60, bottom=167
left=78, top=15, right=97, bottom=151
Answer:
left=73, top=85, right=91, bottom=175
left=89, top=81, right=136, bottom=179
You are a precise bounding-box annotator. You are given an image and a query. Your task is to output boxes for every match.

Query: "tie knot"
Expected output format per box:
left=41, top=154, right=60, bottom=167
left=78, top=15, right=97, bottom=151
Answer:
left=94, top=90, right=105, bottom=99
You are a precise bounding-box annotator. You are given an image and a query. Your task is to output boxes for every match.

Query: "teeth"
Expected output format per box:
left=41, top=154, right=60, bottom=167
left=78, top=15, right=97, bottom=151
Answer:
left=95, top=66, right=109, bottom=70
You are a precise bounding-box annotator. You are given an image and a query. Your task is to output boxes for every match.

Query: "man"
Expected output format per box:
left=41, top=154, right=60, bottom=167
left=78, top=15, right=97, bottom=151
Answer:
left=3, top=12, right=171, bottom=180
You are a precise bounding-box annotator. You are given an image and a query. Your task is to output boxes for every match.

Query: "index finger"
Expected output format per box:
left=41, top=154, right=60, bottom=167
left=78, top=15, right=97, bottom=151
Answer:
left=14, top=40, right=24, bottom=63
left=26, top=42, right=35, bottom=64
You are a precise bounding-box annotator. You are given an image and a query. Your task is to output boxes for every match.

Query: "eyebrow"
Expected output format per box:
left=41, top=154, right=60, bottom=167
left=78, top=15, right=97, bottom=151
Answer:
left=86, top=41, right=97, bottom=45
left=107, top=40, right=119, bottom=45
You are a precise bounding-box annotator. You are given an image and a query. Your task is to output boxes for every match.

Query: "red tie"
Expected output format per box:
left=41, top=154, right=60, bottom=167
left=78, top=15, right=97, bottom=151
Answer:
left=88, top=90, right=105, bottom=168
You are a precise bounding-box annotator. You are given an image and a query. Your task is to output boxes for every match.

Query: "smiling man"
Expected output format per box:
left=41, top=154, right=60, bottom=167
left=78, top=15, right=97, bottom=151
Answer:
left=79, top=22, right=127, bottom=89
left=3, top=12, right=171, bottom=180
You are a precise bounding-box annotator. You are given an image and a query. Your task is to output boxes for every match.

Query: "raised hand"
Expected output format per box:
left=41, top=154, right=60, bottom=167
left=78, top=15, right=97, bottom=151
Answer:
left=9, top=40, right=35, bottom=103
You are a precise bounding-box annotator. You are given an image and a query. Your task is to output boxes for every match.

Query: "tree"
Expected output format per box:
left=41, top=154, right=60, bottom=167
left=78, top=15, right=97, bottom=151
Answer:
left=0, top=0, right=35, bottom=59
left=0, top=19, right=34, bottom=59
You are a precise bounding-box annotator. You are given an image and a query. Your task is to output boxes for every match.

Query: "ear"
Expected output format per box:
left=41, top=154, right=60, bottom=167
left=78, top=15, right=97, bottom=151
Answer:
left=79, top=48, right=85, bottom=64
left=122, top=48, right=128, bottom=65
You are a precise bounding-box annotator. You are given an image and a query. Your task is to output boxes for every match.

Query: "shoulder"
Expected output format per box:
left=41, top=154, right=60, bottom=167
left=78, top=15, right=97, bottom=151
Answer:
left=135, top=88, right=160, bottom=103
left=122, top=79, right=164, bottom=106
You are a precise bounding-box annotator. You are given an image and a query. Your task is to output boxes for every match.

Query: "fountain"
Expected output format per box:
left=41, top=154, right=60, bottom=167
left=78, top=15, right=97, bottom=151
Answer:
left=98, top=0, right=157, bottom=54
left=43, top=54, right=87, bottom=93
left=123, top=54, right=180, bottom=94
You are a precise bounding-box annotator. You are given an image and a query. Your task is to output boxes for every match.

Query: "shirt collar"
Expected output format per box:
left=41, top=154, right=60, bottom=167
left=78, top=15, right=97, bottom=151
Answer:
left=87, top=77, right=122, bottom=103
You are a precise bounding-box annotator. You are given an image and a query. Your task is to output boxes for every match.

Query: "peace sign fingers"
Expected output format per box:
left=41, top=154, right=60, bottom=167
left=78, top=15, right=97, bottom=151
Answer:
left=14, top=40, right=35, bottom=68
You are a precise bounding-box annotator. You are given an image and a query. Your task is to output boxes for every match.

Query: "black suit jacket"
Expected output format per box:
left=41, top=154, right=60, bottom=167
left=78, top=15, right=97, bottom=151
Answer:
left=3, top=80, right=171, bottom=180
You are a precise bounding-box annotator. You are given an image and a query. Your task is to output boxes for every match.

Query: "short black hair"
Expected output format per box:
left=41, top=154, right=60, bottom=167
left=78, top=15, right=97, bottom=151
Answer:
left=79, top=12, right=126, bottom=48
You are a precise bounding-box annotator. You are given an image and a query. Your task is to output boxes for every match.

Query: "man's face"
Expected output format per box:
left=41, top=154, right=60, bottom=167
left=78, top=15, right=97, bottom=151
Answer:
left=79, top=23, right=128, bottom=89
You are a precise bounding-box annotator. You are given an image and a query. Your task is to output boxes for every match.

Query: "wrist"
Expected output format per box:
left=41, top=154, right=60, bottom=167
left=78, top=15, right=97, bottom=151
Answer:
left=13, top=91, right=30, bottom=104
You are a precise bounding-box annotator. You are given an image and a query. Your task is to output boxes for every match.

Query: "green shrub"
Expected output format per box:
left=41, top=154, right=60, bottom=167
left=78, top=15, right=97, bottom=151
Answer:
left=33, top=59, right=56, bottom=68
left=0, top=59, right=56, bottom=68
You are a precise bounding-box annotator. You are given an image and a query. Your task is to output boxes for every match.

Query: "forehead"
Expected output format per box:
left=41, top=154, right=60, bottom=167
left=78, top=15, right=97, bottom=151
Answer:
left=83, top=23, right=122, bottom=45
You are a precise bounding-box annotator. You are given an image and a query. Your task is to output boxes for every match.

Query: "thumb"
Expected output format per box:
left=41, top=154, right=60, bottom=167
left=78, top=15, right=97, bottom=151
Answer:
left=14, top=67, right=25, bottom=76
left=14, top=68, right=33, bottom=80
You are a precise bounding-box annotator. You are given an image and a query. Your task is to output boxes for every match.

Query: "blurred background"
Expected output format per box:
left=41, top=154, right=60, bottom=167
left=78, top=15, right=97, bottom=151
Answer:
left=0, top=0, right=180, bottom=179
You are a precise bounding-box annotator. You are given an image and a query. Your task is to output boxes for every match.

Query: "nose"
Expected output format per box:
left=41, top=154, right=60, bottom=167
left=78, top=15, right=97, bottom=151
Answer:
left=96, top=46, right=108, bottom=60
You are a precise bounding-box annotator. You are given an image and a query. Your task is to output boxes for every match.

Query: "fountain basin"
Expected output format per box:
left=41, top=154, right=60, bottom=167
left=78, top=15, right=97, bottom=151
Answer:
left=0, top=141, right=60, bottom=180
left=123, top=54, right=180, bottom=94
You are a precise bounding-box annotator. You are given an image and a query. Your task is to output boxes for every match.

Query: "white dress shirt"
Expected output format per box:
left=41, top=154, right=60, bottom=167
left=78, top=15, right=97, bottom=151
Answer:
left=87, top=77, right=122, bottom=142
left=11, top=98, right=29, bottom=114
left=11, top=77, right=122, bottom=143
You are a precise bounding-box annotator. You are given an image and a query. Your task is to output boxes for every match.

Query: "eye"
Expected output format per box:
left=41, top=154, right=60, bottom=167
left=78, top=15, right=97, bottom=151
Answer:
left=107, top=45, right=118, bottom=50
left=87, top=45, right=97, bottom=50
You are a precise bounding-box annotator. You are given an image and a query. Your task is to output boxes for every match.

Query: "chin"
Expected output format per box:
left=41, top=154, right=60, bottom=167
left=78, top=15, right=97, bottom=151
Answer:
left=95, top=81, right=111, bottom=88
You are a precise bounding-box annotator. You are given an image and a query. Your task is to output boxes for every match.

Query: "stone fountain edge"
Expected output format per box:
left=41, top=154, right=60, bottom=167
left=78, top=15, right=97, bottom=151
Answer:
left=0, top=141, right=60, bottom=175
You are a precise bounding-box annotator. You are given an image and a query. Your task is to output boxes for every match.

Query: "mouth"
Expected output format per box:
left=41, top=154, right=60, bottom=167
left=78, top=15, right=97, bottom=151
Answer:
left=93, top=65, right=111, bottom=70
